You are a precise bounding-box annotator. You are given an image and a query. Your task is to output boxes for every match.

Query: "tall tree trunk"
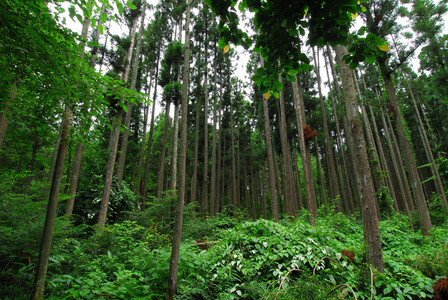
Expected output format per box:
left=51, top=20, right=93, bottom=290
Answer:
left=116, top=6, right=145, bottom=183
left=190, top=89, right=201, bottom=207
left=202, top=57, right=210, bottom=214
left=292, top=76, right=317, bottom=224
left=325, top=46, right=354, bottom=212
left=210, top=57, right=219, bottom=215
left=315, top=140, right=328, bottom=209
left=97, top=15, right=138, bottom=226
left=367, top=105, right=400, bottom=212
left=381, top=108, right=415, bottom=213
left=135, top=73, right=152, bottom=196
left=167, top=0, right=191, bottom=297
left=170, top=102, right=180, bottom=191
left=141, top=57, right=160, bottom=207
left=157, top=102, right=171, bottom=200
left=405, top=74, right=447, bottom=211
left=261, top=71, right=279, bottom=222
left=230, top=104, right=238, bottom=214
left=313, top=47, right=340, bottom=202
left=379, top=58, right=432, bottom=235
left=278, top=78, right=296, bottom=217
left=335, top=45, right=383, bottom=272
left=66, top=4, right=107, bottom=216
left=31, top=107, right=73, bottom=300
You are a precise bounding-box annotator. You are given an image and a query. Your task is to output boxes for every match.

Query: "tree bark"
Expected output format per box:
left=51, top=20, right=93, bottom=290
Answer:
left=261, top=69, right=279, bottom=222
left=313, top=47, right=340, bottom=203
left=325, top=46, right=354, bottom=212
left=167, top=0, right=191, bottom=297
left=378, top=58, right=432, bottom=235
left=157, top=102, right=171, bottom=200
left=335, top=45, right=383, bottom=272
left=405, top=73, right=447, bottom=211
left=31, top=107, right=73, bottom=300
left=116, top=6, right=145, bottom=183
left=66, top=3, right=107, bottom=216
left=210, top=55, right=219, bottom=215
left=97, top=14, right=138, bottom=226
left=141, top=58, right=160, bottom=207
left=278, top=77, right=296, bottom=217
left=292, top=76, right=317, bottom=224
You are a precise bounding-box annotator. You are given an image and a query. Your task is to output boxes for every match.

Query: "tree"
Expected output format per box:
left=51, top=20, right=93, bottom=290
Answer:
left=335, top=44, right=384, bottom=272
left=167, top=0, right=191, bottom=297
left=97, top=4, right=140, bottom=227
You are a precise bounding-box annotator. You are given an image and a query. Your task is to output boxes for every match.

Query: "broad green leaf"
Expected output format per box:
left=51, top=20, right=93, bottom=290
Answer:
left=127, top=0, right=137, bottom=10
left=365, top=56, right=375, bottom=64
left=117, top=1, right=124, bottom=15
left=100, top=12, right=107, bottom=23
left=98, top=23, right=104, bottom=35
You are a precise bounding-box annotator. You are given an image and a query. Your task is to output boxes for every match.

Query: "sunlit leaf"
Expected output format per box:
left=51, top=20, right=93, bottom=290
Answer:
left=223, top=45, right=230, bottom=53
left=351, top=13, right=358, bottom=19
left=264, top=91, right=271, bottom=99
left=378, top=44, right=390, bottom=51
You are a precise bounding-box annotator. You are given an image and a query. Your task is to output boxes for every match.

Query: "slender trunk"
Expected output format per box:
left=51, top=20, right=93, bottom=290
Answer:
left=335, top=45, right=383, bottom=272
left=31, top=107, right=73, bottom=299
left=157, top=103, right=171, bottom=200
left=313, top=47, right=340, bottom=202
left=278, top=77, right=296, bottom=217
left=202, top=62, right=209, bottom=213
left=292, top=149, right=304, bottom=210
left=167, top=0, right=191, bottom=297
left=97, top=16, right=137, bottom=226
left=367, top=105, right=400, bottom=212
left=117, top=6, right=145, bottom=183
left=141, top=57, right=160, bottom=207
left=405, top=74, right=447, bottom=211
left=135, top=74, right=152, bottom=196
left=230, top=104, right=238, bottom=214
left=261, top=71, right=279, bottom=222
left=66, top=4, right=107, bottom=216
left=190, top=92, right=201, bottom=207
left=325, top=46, right=353, bottom=212
left=217, top=94, right=223, bottom=213
left=315, top=140, right=328, bottom=209
left=170, top=102, right=180, bottom=191
left=379, top=58, right=432, bottom=235
left=382, top=108, right=415, bottom=212
left=292, top=76, right=317, bottom=224
left=210, top=58, right=219, bottom=215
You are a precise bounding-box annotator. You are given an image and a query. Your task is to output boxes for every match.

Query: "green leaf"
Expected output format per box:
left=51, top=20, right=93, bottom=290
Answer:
left=117, top=1, right=124, bottom=15
left=365, top=56, right=375, bottom=64
left=98, top=23, right=104, bottom=35
left=127, top=0, right=137, bottom=10
left=100, top=12, right=107, bottom=23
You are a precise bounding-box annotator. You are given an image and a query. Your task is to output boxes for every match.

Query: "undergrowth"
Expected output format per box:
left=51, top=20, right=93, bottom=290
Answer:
left=0, top=204, right=447, bottom=299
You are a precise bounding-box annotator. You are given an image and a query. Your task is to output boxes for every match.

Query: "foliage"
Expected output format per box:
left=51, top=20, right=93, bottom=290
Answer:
left=1, top=207, right=446, bottom=299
